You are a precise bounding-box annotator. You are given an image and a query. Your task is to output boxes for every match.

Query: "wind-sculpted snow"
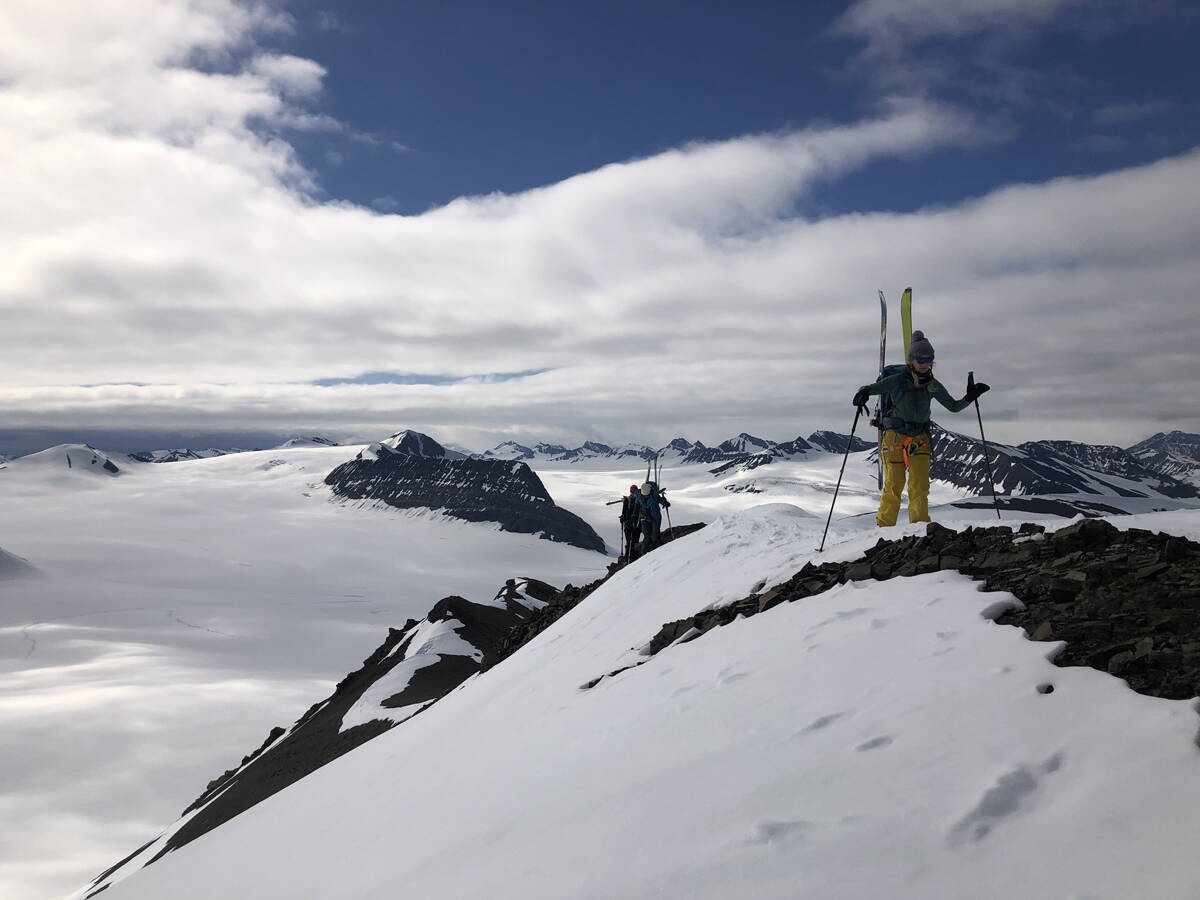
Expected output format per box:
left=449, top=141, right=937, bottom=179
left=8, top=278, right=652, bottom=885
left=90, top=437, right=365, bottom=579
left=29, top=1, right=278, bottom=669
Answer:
left=325, top=445, right=606, bottom=552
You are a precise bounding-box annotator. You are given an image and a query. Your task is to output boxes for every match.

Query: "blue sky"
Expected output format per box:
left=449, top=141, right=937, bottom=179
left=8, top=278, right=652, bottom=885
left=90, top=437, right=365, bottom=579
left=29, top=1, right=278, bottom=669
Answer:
left=0, top=0, right=1198, bottom=453
left=282, top=1, right=1199, bottom=216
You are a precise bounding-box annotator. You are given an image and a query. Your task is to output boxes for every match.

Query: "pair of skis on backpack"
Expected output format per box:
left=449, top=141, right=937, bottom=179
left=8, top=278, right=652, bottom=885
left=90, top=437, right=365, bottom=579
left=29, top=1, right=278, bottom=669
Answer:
left=873, top=287, right=913, bottom=488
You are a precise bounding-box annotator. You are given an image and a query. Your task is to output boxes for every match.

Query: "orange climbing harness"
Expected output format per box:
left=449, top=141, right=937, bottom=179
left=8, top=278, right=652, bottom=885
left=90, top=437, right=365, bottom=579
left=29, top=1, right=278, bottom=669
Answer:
left=883, top=434, right=931, bottom=469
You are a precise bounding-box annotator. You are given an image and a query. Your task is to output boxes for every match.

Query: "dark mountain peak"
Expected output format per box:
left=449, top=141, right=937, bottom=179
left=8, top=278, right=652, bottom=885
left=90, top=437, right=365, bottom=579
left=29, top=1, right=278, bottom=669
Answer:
left=580, top=441, right=614, bottom=454
left=718, top=433, right=774, bottom=454
left=379, top=430, right=450, bottom=458
left=1127, top=432, right=1200, bottom=487
left=806, top=431, right=874, bottom=453
left=480, top=441, right=535, bottom=460
left=325, top=454, right=604, bottom=552
left=775, top=435, right=814, bottom=455
left=274, top=436, right=340, bottom=449
left=1129, top=431, right=1200, bottom=455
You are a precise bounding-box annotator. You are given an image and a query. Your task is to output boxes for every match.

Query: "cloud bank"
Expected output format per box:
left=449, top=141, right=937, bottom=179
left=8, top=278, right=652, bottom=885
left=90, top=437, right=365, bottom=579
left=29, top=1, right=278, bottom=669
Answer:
left=1, top=0, right=1197, bottom=450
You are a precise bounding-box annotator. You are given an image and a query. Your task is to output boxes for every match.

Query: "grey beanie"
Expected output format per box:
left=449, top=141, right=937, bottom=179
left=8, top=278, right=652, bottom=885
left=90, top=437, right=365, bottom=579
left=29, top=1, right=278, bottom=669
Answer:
left=908, top=330, right=935, bottom=361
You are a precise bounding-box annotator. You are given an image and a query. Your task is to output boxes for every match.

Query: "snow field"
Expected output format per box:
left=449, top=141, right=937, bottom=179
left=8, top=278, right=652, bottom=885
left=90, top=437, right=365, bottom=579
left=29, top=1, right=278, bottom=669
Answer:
left=94, top=505, right=1200, bottom=900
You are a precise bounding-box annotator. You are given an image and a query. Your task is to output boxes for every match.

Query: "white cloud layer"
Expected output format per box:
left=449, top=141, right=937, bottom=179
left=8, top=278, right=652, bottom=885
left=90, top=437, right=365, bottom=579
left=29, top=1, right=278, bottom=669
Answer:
left=1, top=0, right=1197, bottom=451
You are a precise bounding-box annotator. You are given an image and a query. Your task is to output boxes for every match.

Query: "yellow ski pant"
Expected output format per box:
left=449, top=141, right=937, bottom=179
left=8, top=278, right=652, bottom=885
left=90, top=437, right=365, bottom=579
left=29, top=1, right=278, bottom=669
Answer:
left=877, top=430, right=932, bottom=527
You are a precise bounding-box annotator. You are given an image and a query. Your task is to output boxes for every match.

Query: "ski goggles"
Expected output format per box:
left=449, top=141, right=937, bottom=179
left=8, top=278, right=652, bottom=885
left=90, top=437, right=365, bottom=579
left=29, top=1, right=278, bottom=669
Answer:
left=913, top=356, right=935, bottom=364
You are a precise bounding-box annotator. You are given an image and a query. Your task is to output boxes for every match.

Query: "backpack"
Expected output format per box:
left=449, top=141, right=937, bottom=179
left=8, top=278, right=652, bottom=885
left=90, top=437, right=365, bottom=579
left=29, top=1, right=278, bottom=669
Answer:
left=870, top=364, right=910, bottom=429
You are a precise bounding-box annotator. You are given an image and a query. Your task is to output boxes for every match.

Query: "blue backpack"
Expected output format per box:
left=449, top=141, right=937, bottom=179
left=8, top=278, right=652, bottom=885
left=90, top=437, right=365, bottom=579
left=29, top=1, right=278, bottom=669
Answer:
left=870, top=364, right=910, bottom=429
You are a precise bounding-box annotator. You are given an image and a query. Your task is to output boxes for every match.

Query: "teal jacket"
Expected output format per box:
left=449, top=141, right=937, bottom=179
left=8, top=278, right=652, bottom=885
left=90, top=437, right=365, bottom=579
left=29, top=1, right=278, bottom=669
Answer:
left=860, top=369, right=972, bottom=437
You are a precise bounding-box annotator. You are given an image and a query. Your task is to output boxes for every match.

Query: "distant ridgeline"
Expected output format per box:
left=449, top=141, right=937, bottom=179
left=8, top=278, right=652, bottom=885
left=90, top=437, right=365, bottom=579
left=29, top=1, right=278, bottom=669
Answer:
left=324, top=430, right=605, bottom=552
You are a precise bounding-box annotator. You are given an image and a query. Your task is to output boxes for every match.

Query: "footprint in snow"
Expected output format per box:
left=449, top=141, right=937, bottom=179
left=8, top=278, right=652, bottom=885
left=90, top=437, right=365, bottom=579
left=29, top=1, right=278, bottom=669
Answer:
left=947, top=753, right=1065, bottom=844
left=815, top=607, right=870, bottom=628
left=856, top=735, right=894, bottom=752
left=745, top=819, right=813, bottom=846
left=719, top=672, right=749, bottom=686
left=795, top=712, right=848, bottom=736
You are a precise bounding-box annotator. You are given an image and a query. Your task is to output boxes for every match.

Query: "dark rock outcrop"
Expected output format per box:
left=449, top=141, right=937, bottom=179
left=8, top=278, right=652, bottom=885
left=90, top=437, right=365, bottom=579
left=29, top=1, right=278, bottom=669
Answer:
left=325, top=445, right=605, bottom=552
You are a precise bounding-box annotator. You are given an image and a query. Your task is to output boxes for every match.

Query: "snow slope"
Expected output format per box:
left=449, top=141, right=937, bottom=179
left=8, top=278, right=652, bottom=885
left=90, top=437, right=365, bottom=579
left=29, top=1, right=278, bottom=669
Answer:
left=0, top=445, right=606, bottom=900
left=89, top=504, right=1200, bottom=900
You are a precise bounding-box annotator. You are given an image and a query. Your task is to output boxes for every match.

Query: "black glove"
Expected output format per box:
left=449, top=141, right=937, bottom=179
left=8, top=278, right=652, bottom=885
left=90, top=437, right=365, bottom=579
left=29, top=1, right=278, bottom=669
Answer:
left=852, top=388, right=870, bottom=407
left=966, top=381, right=990, bottom=402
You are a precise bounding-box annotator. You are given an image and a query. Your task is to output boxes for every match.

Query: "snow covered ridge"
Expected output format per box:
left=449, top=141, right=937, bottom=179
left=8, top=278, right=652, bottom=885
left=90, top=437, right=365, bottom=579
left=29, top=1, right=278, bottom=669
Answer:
left=606, top=519, right=1200, bottom=704
left=82, top=509, right=1200, bottom=900
left=0, top=443, right=122, bottom=475
left=923, top=426, right=1200, bottom=501
left=477, top=431, right=862, bottom=465
left=271, top=436, right=340, bottom=449
left=325, top=442, right=606, bottom=552
left=372, top=430, right=465, bottom=459
left=127, top=448, right=233, bottom=463
left=78, top=576, right=588, bottom=898
left=126, top=437, right=339, bottom=462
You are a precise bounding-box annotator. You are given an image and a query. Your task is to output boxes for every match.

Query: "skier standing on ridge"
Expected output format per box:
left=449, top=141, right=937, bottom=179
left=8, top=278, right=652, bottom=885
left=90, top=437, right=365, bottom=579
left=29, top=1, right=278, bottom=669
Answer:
left=852, top=330, right=990, bottom=526
left=633, top=481, right=670, bottom=556
left=619, top=484, right=640, bottom=561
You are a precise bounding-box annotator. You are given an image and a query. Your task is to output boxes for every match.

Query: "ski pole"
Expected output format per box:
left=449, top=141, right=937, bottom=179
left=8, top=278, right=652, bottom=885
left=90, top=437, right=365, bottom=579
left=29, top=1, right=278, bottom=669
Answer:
left=969, top=371, right=1001, bottom=520
left=819, top=404, right=865, bottom=553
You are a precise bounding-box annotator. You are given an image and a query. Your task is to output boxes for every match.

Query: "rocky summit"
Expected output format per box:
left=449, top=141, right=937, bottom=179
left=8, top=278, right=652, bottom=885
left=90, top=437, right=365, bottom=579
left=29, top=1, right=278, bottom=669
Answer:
left=324, top=443, right=605, bottom=552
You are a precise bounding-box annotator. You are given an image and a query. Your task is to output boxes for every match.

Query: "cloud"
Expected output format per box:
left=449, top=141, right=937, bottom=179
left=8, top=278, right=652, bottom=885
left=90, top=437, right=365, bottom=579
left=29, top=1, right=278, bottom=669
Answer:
left=316, top=10, right=354, bottom=34
left=0, top=0, right=1196, bottom=453
left=833, top=0, right=1084, bottom=55
left=1093, top=99, right=1177, bottom=127
left=829, top=0, right=1172, bottom=119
